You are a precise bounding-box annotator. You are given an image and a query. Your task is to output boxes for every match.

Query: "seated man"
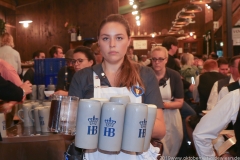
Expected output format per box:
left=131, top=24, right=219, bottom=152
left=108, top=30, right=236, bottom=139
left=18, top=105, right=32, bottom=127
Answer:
left=22, top=50, right=45, bottom=84
left=49, top=45, right=64, bottom=58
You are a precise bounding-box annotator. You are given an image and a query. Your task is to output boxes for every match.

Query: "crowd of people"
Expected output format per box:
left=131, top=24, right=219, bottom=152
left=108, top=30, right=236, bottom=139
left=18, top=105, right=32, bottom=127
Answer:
left=0, top=13, right=240, bottom=159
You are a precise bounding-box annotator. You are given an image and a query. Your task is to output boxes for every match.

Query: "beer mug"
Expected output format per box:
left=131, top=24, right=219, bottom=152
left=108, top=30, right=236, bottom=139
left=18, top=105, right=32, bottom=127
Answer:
left=75, top=99, right=101, bottom=149
left=58, top=96, right=79, bottom=135
left=121, top=103, right=148, bottom=152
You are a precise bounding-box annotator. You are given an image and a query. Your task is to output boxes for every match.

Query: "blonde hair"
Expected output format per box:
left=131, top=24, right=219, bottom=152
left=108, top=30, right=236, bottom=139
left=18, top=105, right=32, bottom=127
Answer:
left=151, top=46, right=168, bottom=58
left=91, top=42, right=100, bottom=54
left=0, top=32, right=14, bottom=47
left=180, top=53, right=194, bottom=66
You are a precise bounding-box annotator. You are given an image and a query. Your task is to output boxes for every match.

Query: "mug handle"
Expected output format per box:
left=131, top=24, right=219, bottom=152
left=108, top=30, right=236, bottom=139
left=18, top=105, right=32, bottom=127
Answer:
left=17, top=109, right=24, bottom=122
left=28, top=109, right=35, bottom=122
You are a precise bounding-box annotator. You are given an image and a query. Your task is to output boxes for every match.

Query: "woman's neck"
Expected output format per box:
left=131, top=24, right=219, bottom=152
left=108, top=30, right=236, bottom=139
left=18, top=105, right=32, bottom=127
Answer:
left=102, top=60, right=123, bottom=87
left=154, top=67, right=166, bottom=81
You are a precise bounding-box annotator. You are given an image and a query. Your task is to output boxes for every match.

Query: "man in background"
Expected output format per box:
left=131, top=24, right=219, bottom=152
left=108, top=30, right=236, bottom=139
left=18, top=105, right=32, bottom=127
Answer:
left=217, top=57, right=229, bottom=76
left=207, top=56, right=240, bottom=110
left=22, top=50, right=46, bottom=84
left=49, top=45, right=64, bottom=58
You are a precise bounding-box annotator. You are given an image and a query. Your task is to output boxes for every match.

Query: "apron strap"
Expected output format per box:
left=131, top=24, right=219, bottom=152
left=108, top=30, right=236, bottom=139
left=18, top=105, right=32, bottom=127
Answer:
left=93, top=72, right=101, bottom=98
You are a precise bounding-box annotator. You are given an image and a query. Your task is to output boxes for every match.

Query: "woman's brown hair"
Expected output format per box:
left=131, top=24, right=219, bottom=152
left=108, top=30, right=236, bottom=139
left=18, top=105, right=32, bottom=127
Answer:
left=98, top=14, right=144, bottom=90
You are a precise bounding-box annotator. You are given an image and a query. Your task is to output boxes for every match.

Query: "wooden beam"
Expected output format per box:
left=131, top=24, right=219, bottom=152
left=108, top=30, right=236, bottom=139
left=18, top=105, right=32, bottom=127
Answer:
left=233, top=6, right=240, bottom=25
left=0, top=1, right=15, bottom=10
left=214, top=0, right=240, bottom=33
left=222, top=0, right=233, bottom=58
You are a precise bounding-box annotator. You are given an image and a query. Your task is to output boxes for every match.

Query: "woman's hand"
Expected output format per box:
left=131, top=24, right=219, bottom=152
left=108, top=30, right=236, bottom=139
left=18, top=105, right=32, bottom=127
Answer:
left=152, top=109, right=166, bottom=140
left=0, top=101, right=17, bottom=113
left=54, top=90, right=68, bottom=96
left=20, top=81, right=32, bottom=95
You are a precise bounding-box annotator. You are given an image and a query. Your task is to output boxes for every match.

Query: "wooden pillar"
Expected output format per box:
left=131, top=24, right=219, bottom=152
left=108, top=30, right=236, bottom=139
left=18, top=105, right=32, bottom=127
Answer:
left=222, top=0, right=233, bottom=58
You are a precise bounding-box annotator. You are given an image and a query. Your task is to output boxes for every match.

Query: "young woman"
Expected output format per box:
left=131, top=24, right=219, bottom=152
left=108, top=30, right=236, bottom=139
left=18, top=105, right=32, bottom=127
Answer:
left=54, top=46, right=96, bottom=96
left=69, top=14, right=165, bottom=159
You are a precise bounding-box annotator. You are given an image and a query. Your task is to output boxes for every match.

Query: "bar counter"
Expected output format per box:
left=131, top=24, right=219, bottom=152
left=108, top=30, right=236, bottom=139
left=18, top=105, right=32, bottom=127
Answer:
left=0, top=122, right=74, bottom=160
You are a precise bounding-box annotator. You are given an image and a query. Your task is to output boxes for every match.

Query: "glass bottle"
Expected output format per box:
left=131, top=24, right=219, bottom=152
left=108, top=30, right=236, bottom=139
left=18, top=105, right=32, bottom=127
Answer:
left=77, top=27, right=82, bottom=41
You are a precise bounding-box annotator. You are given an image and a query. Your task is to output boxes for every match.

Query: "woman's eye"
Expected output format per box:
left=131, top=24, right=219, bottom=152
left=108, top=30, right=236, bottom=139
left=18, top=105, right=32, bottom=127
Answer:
left=102, top=37, right=109, bottom=41
left=116, top=37, right=123, bottom=40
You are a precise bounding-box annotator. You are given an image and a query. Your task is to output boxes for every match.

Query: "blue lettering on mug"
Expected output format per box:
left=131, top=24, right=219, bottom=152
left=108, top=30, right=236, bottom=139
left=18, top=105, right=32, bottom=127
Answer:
left=104, top=127, right=115, bottom=137
left=87, top=126, right=98, bottom=135
left=138, top=129, right=146, bottom=138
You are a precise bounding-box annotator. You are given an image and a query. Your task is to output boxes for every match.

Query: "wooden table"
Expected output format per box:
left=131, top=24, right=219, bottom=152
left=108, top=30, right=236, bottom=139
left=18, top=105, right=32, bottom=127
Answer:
left=0, top=122, right=74, bottom=160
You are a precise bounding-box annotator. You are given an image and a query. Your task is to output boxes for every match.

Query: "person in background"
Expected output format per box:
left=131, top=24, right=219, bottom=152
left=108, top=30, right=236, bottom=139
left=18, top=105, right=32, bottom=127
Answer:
left=193, top=59, right=227, bottom=113
left=207, top=56, right=240, bottom=110
left=0, top=75, right=32, bottom=113
left=127, top=45, right=138, bottom=62
left=0, top=32, right=22, bottom=75
left=139, top=54, right=150, bottom=66
left=91, top=42, right=103, bottom=64
left=180, top=53, right=199, bottom=84
left=217, top=57, right=229, bottom=76
left=54, top=46, right=96, bottom=96
left=209, top=52, right=218, bottom=60
left=0, top=59, right=22, bottom=87
left=151, top=46, right=183, bottom=156
left=69, top=14, right=165, bottom=159
left=162, top=36, right=180, bottom=71
left=22, top=50, right=46, bottom=84
left=49, top=45, right=64, bottom=58
left=193, top=57, right=204, bottom=74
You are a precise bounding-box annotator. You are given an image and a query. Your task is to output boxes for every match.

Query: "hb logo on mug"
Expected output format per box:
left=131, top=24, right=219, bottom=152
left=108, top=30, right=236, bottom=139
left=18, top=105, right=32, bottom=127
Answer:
left=138, top=119, right=147, bottom=138
left=87, top=115, right=98, bottom=135
left=104, top=117, right=116, bottom=137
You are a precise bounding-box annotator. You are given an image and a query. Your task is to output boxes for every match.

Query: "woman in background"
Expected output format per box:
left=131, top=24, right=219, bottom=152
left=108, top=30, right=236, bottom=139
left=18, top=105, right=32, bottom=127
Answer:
left=180, top=53, right=199, bottom=84
left=54, top=46, right=96, bottom=96
left=151, top=46, right=184, bottom=157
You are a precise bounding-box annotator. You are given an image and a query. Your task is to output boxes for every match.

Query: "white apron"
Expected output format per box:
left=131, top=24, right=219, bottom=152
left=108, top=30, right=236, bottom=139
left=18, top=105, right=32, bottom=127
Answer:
left=84, top=72, right=160, bottom=160
left=159, top=79, right=183, bottom=157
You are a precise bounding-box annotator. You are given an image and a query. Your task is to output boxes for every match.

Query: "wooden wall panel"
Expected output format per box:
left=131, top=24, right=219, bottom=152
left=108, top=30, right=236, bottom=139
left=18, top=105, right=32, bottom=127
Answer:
left=15, top=0, right=118, bottom=61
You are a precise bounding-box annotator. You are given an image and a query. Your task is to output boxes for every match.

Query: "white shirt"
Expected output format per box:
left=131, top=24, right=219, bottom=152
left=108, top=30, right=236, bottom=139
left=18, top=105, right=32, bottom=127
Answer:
left=193, top=89, right=240, bottom=158
left=207, top=75, right=234, bottom=110
left=0, top=45, right=22, bottom=74
left=218, top=80, right=240, bottom=101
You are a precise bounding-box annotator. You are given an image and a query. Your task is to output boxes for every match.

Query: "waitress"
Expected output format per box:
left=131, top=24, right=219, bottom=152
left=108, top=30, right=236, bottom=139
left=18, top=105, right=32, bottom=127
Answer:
left=69, top=14, right=166, bottom=159
left=151, top=46, right=184, bottom=156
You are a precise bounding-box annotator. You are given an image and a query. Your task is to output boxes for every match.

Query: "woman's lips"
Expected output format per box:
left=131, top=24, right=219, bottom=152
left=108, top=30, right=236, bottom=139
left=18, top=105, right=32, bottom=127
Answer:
left=109, top=51, right=118, bottom=54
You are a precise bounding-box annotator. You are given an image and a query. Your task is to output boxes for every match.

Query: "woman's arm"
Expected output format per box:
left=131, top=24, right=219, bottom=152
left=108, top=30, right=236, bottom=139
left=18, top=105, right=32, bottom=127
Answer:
left=164, top=98, right=183, bottom=109
left=152, top=109, right=166, bottom=140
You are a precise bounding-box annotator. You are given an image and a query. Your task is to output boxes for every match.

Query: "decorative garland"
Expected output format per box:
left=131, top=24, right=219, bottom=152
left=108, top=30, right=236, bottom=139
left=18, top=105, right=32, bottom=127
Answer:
left=0, top=19, right=6, bottom=35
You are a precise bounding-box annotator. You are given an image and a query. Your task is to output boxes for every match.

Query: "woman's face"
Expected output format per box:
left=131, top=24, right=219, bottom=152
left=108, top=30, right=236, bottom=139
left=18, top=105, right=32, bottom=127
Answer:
left=98, top=22, right=130, bottom=64
left=72, top=52, right=93, bottom=72
left=151, top=50, right=168, bottom=72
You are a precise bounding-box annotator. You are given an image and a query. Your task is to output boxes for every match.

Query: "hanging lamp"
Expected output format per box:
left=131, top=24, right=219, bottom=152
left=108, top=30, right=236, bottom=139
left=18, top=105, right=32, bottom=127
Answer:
left=183, top=4, right=202, bottom=13
left=178, top=12, right=195, bottom=19
left=190, top=0, right=212, bottom=4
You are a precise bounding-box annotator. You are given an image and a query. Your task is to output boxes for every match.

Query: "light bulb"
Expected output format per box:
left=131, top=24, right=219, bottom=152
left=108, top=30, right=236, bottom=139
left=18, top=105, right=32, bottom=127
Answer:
left=129, top=1, right=133, bottom=5
left=135, top=15, right=140, bottom=20
left=23, top=23, right=29, bottom=28
left=136, top=20, right=140, bottom=26
left=133, top=4, right=138, bottom=9
left=132, top=11, right=138, bottom=15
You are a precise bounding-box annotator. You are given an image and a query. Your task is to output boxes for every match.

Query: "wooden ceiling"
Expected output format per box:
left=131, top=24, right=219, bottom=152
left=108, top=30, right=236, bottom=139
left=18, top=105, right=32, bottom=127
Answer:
left=0, top=0, right=43, bottom=9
